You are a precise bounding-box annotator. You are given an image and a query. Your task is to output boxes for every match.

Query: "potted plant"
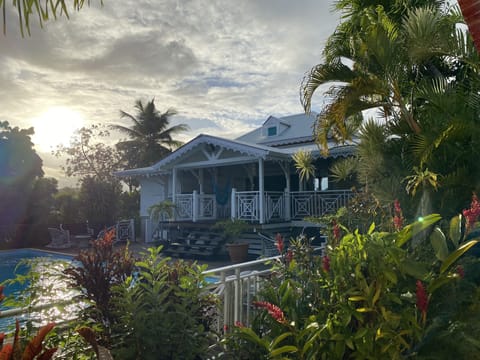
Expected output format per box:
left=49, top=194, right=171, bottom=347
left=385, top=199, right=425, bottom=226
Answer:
left=214, top=219, right=249, bottom=263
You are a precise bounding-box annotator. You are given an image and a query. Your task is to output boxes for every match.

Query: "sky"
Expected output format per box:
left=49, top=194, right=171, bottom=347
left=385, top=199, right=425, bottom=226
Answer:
left=0, top=0, right=340, bottom=187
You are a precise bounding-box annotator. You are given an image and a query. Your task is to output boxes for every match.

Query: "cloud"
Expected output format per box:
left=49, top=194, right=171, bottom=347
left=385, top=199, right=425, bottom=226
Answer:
left=0, top=0, right=339, bottom=186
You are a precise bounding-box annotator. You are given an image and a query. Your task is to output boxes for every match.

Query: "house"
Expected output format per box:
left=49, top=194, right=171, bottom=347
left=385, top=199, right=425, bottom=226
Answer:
left=115, top=113, right=356, bottom=245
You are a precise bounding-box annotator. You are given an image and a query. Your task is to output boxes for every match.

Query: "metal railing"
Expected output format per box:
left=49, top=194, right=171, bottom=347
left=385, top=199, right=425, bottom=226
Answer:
left=202, top=255, right=279, bottom=331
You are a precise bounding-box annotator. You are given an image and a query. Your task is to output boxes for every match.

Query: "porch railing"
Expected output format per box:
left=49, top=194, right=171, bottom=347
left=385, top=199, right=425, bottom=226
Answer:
left=174, top=192, right=217, bottom=222
left=290, top=190, right=354, bottom=220
left=173, top=189, right=353, bottom=223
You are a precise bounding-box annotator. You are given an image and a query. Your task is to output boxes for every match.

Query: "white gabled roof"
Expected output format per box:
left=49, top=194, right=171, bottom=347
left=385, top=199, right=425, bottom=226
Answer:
left=114, top=134, right=291, bottom=178
left=114, top=113, right=357, bottom=179
left=236, top=113, right=318, bottom=147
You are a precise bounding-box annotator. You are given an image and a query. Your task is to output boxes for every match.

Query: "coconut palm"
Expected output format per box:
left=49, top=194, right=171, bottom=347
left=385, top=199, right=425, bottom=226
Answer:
left=306, top=0, right=480, bottom=217
left=301, top=3, right=464, bottom=154
left=112, top=99, right=189, bottom=169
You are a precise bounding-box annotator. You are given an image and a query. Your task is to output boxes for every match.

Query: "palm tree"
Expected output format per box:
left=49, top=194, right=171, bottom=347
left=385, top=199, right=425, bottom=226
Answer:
left=303, top=0, right=480, bottom=217
left=301, top=3, right=462, bottom=154
left=112, top=99, right=189, bottom=169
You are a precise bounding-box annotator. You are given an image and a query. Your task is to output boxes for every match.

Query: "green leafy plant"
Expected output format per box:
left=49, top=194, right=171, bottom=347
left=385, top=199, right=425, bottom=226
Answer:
left=224, top=211, right=480, bottom=359
left=213, top=219, right=249, bottom=243
left=110, top=246, right=218, bottom=360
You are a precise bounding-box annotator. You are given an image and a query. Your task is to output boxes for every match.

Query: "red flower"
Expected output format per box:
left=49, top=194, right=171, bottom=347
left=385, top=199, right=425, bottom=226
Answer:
left=275, top=233, right=284, bottom=254
left=457, top=265, right=465, bottom=279
left=463, top=193, right=480, bottom=231
left=286, top=250, right=293, bottom=263
left=253, top=301, right=287, bottom=324
left=322, top=255, right=330, bottom=272
left=416, top=280, right=429, bottom=322
left=223, top=324, right=229, bottom=333
left=393, top=199, right=404, bottom=231
left=332, top=220, right=341, bottom=241
left=0, top=285, right=5, bottom=303
left=234, top=321, right=244, bottom=328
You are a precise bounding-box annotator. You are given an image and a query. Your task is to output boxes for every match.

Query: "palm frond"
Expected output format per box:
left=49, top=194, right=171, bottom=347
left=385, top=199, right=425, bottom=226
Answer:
left=330, top=156, right=359, bottom=182
left=300, top=59, right=357, bottom=113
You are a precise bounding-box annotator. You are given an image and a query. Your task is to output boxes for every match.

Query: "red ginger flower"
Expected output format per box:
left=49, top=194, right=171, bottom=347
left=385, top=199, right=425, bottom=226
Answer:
left=393, top=199, right=404, bottom=231
left=332, top=220, right=341, bottom=241
left=322, top=255, right=330, bottom=272
left=253, top=301, right=287, bottom=324
left=275, top=233, right=284, bottom=254
left=463, top=193, right=480, bottom=231
left=416, top=280, right=429, bottom=322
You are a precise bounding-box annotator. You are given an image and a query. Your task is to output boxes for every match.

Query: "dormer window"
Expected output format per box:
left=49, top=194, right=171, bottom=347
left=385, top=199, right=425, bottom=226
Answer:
left=267, top=126, right=277, bottom=137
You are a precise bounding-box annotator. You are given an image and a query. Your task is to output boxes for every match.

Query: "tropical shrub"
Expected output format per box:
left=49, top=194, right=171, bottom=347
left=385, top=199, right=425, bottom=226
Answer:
left=223, top=211, right=480, bottom=359
left=64, top=227, right=136, bottom=339
left=110, top=246, right=218, bottom=360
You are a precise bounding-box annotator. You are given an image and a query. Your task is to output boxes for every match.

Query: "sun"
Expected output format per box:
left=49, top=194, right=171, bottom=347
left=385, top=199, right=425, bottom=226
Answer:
left=31, top=107, right=85, bottom=152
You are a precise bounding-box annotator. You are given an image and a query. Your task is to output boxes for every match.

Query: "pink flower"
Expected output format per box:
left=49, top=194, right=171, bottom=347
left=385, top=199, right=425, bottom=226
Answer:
left=275, top=233, right=284, bottom=254
left=463, top=193, right=480, bottom=231
left=416, top=280, right=429, bottom=322
left=253, top=301, right=287, bottom=324
left=234, top=321, right=244, bottom=328
left=322, top=255, right=330, bottom=272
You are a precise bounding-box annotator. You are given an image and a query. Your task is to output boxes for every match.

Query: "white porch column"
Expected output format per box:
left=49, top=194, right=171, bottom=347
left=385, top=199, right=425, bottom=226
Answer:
left=231, top=188, right=237, bottom=220
left=199, top=168, right=204, bottom=194
left=258, top=158, right=264, bottom=224
left=282, top=162, right=291, bottom=221
left=192, top=190, right=198, bottom=222
left=172, top=168, right=177, bottom=220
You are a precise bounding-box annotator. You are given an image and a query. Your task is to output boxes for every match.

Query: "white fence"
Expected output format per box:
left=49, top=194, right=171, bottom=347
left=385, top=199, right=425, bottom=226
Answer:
left=173, top=190, right=353, bottom=223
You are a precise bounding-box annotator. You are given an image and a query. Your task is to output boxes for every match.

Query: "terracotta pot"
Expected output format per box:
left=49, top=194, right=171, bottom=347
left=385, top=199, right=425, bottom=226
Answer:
left=226, top=243, right=249, bottom=263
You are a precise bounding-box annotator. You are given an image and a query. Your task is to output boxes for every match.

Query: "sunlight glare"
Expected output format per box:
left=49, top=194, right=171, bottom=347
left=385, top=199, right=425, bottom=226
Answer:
left=31, top=107, right=85, bottom=152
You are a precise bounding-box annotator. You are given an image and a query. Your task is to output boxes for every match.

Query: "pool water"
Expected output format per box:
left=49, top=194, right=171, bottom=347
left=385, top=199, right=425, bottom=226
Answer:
left=0, top=249, right=74, bottom=332
left=0, top=249, right=72, bottom=296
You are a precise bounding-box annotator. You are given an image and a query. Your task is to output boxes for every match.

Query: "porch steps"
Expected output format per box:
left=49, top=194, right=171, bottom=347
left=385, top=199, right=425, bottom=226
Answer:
left=164, top=227, right=227, bottom=258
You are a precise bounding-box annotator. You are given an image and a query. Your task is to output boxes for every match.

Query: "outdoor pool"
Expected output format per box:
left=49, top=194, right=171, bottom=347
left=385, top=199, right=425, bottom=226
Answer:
left=0, top=248, right=75, bottom=332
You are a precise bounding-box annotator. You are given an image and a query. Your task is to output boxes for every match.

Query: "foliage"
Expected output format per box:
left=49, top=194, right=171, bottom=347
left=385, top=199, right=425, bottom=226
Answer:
left=302, top=0, right=480, bottom=217
left=213, top=219, right=249, bottom=242
left=25, top=177, right=59, bottom=224
left=51, top=187, right=82, bottom=224
left=2, top=0, right=103, bottom=37
left=112, top=98, right=189, bottom=169
left=0, top=318, right=57, bottom=360
left=0, top=121, right=43, bottom=238
left=64, top=227, right=136, bottom=335
left=292, top=150, right=315, bottom=183
left=148, top=200, right=176, bottom=222
left=55, top=124, right=123, bottom=184
left=110, top=246, right=219, bottom=360
left=224, top=211, right=480, bottom=359
left=78, top=176, right=122, bottom=226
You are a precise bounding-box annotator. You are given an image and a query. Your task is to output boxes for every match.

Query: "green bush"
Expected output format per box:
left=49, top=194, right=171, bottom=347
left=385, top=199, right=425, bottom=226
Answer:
left=110, top=246, right=219, bottom=360
left=223, top=213, right=480, bottom=359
